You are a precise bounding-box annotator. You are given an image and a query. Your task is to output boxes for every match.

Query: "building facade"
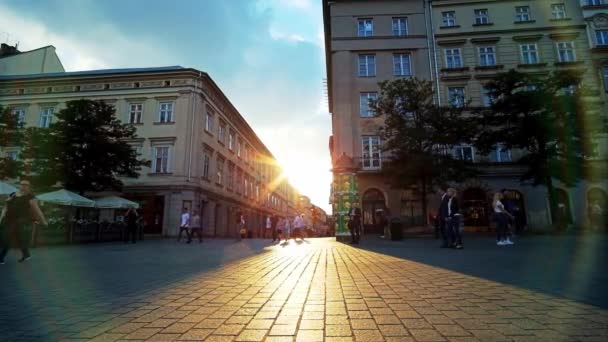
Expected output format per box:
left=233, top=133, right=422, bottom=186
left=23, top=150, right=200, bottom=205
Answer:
left=0, top=66, right=298, bottom=237
left=324, top=0, right=608, bottom=232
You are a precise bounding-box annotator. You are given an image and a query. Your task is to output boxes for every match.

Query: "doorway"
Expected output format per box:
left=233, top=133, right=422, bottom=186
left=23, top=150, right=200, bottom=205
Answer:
left=362, top=189, right=386, bottom=235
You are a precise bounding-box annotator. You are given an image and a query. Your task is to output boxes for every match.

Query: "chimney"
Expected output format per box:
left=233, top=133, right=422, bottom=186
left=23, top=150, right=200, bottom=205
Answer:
left=0, top=43, right=20, bottom=58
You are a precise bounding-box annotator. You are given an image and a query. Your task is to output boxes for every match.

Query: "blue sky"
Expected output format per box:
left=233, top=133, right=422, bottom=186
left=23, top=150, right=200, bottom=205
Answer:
left=1, top=0, right=331, bottom=212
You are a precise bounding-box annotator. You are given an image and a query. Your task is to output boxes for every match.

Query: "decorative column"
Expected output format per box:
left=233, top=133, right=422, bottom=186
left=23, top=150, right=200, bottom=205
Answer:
left=331, top=154, right=359, bottom=242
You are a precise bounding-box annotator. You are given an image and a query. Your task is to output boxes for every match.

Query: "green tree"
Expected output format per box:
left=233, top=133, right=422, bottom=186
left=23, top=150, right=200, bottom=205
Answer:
left=21, top=99, right=150, bottom=194
left=372, top=78, right=477, bottom=222
left=473, top=70, right=607, bottom=226
left=0, top=106, right=24, bottom=180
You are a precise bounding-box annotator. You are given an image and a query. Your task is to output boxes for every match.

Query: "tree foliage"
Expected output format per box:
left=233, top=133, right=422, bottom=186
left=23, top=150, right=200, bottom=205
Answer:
left=0, top=106, right=24, bottom=179
left=21, top=99, right=150, bottom=193
left=372, top=77, right=477, bottom=219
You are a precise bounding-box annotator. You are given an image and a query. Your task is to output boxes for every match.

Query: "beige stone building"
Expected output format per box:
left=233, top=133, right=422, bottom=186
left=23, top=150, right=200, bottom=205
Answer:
left=0, top=44, right=64, bottom=76
left=0, top=65, right=298, bottom=237
left=324, top=0, right=608, bottom=232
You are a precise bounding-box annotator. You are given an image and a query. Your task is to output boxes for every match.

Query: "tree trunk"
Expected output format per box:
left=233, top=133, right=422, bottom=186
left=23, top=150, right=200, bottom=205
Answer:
left=545, top=175, right=559, bottom=230
left=421, top=178, right=428, bottom=227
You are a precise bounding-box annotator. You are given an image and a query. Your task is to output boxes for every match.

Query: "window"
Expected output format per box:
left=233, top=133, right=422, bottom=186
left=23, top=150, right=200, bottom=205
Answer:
left=515, top=6, right=530, bottom=22
left=158, top=102, right=173, bottom=123
left=603, top=66, right=608, bottom=92
left=482, top=87, right=496, bottom=107
left=153, top=146, right=170, bottom=173
left=236, top=169, right=242, bottom=193
left=520, top=44, right=539, bottom=64
left=454, top=145, right=474, bottom=162
left=216, top=158, right=224, bottom=185
left=596, top=30, right=608, bottom=46
left=357, top=19, right=373, bottom=37
left=448, top=87, right=465, bottom=107
left=39, top=107, right=54, bottom=128
left=393, top=53, right=411, bottom=76
left=202, top=152, right=211, bottom=180
left=445, top=49, right=463, bottom=68
left=228, top=130, right=234, bottom=150
left=244, top=177, right=249, bottom=197
left=128, top=103, right=142, bottom=124
left=442, top=11, right=456, bottom=27
left=358, top=55, right=376, bottom=77
left=556, top=42, right=575, bottom=62
left=490, top=145, right=511, bottom=163
left=474, top=9, right=489, bottom=24
left=131, top=145, right=143, bottom=158
left=237, top=138, right=242, bottom=158
left=587, top=0, right=604, bottom=5
left=227, top=163, right=235, bottom=190
left=479, top=47, right=496, bottom=66
left=361, top=136, right=381, bottom=170
left=205, top=112, right=214, bottom=133
left=360, top=92, right=378, bottom=117
left=218, top=121, right=226, bottom=143
left=11, top=108, right=26, bottom=125
left=6, top=151, right=18, bottom=161
left=392, top=17, right=407, bottom=36
left=551, top=4, right=566, bottom=19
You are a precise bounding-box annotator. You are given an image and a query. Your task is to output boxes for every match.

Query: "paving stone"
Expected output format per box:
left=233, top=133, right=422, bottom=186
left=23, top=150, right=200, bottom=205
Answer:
left=326, top=324, right=352, bottom=337
left=235, top=329, right=267, bottom=342
left=353, top=329, right=385, bottom=342
left=176, top=328, right=213, bottom=340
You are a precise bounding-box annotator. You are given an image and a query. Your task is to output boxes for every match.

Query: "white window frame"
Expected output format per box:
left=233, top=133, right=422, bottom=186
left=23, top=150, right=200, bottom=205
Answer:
left=515, top=6, right=530, bottom=22
left=490, top=144, right=512, bottom=163
left=474, top=9, right=489, bottom=25
left=358, top=54, right=376, bottom=77
left=442, top=11, right=456, bottom=27
left=203, top=152, right=211, bottom=179
left=556, top=42, right=576, bottom=62
left=551, top=3, right=566, bottom=19
left=454, top=145, right=475, bottom=162
left=393, top=53, right=412, bottom=76
left=445, top=48, right=463, bottom=68
left=6, top=150, right=18, bottom=161
left=205, top=112, right=214, bottom=133
left=357, top=18, right=373, bottom=37
left=448, top=87, right=466, bottom=107
left=128, top=103, right=143, bottom=124
left=152, top=146, right=171, bottom=174
left=158, top=102, right=174, bottom=123
left=218, top=122, right=226, bottom=144
left=392, top=17, right=408, bottom=36
left=359, top=92, right=378, bottom=117
left=39, top=107, right=54, bottom=128
left=587, top=0, right=603, bottom=5
left=478, top=46, right=496, bottom=66
left=596, top=30, right=608, bottom=46
left=228, top=131, right=234, bottom=150
left=11, top=108, right=26, bottom=125
left=520, top=44, right=539, bottom=64
left=237, top=138, right=242, bottom=158
left=482, top=86, right=496, bottom=107
left=361, top=136, right=382, bottom=170
left=216, top=158, right=224, bottom=185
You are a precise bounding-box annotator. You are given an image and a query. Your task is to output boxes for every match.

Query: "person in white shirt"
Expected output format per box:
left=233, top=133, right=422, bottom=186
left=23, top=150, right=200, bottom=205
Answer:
left=493, top=192, right=514, bottom=246
left=265, top=216, right=272, bottom=240
left=294, top=214, right=306, bottom=241
left=282, top=217, right=291, bottom=242
left=177, top=208, right=190, bottom=242
left=188, top=210, right=202, bottom=244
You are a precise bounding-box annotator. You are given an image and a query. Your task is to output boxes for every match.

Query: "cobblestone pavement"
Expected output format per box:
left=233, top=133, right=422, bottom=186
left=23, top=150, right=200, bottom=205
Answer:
left=1, top=237, right=607, bottom=341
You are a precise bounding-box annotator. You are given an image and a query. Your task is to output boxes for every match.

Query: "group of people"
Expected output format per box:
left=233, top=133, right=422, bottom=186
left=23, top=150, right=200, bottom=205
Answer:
left=177, top=208, right=203, bottom=243
left=265, top=214, right=307, bottom=243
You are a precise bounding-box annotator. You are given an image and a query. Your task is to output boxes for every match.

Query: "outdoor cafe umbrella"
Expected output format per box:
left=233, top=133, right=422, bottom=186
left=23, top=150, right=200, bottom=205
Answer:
left=36, top=189, right=95, bottom=207
left=0, top=181, right=18, bottom=196
left=94, top=196, right=139, bottom=209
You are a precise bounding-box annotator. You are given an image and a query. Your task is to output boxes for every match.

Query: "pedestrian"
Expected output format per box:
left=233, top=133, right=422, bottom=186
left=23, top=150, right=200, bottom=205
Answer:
left=0, top=180, right=48, bottom=264
left=493, top=192, right=514, bottom=246
left=446, top=188, right=463, bottom=249
left=348, top=204, right=362, bottom=244
left=378, top=209, right=390, bottom=240
left=237, top=211, right=245, bottom=241
left=124, top=207, right=138, bottom=244
left=276, top=217, right=284, bottom=242
left=283, top=216, right=291, bottom=242
left=177, top=207, right=190, bottom=242
left=188, top=210, right=203, bottom=243
left=271, top=215, right=279, bottom=243
left=294, top=214, right=305, bottom=241
left=265, top=215, right=272, bottom=239
left=438, top=187, right=450, bottom=248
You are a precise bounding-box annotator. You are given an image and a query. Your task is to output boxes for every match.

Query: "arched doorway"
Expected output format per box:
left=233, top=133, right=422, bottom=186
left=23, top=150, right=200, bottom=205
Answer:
left=362, top=189, right=386, bottom=235
left=462, top=188, right=488, bottom=227
left=502, top=189, right=527, bottom=233
left=587, top=188, right=607, bottom=230
left=554, top=189, right=572, bottom=227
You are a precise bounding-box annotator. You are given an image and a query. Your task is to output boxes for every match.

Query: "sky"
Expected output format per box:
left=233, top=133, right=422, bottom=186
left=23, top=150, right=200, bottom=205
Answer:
left=0, top=0, right=332, bottom=212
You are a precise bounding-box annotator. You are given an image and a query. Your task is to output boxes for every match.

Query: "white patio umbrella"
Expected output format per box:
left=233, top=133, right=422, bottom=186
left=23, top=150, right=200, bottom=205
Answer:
left=0, top=181, right=18, bottom=196
left=36, top=189, right=95, bottom=207
left=94, top=196, right=139, bottom=209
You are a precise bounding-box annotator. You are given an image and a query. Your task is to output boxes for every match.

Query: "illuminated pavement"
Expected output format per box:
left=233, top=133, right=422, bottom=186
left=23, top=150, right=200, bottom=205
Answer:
left=1, top=236, right=607, bottom=341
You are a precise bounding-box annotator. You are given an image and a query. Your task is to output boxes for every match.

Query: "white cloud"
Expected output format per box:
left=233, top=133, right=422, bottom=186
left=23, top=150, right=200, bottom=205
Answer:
left=0, top=4, right=175, bottom=71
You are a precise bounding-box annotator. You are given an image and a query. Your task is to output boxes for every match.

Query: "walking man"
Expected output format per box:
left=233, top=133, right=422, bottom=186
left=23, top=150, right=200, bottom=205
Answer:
left=348, top=204, right=362, bottom=244
left=124, top=207, right=138, bottom=244
left=294, top=214, right=305, bottom=241
left=271, top=215, right=279, bottom=243
left=188, top=210, right=203, bottom=243
left=177, top=208, right=190, bottom=242
left=446, top=188, right=463, bottom=249
left=0, top=180, right=48, bottom=264
left=438, top=187, right=450, bottom=248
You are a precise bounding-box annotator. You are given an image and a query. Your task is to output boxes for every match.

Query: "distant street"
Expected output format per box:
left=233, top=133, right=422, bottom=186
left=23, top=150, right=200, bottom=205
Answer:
left=1, top=236, right=607, bottom=341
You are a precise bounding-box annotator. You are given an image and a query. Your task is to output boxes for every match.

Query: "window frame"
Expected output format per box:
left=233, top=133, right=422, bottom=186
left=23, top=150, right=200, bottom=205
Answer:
left=205, top=112, right=214, bottom=133
left=442, top=11, right=456, bottom=27
left=596, top=30, right=608, bottom=46
left=359, top=92, right=378, bottom=118
left=490, top=144, right=512, bottom=163
left=551, top=3, right=566, bottom=19
left=392, top=17, right=408, bottom=36
left=152, top=145, right=171, bottom=174
left=157, top=101, right=174, bottom=123
left=39, top=107, right=54, bottom=128
left=128, top=103, right=143, bottom=124
left=474, top=9, right=489, bottom=25
left=357, top=18, right=374, bottom=37
left=11, top=107, right=26, bottom=125
left=218, top=121, right=226, bottom=144
left=454, top=144, right=475, bottom=162
left=556, top=41, right=576, bottom=62
left=361, top=136, right=382, bottom=170
left=520, top=44, right=539, bottom=64
left=515, top=6, right=530, bottom=22
left=358, top=54, right=376, bottom=77
left=393, top=53, right=412, bottom=76
left=445, top=48, right=463, bottom=69
left=478, top=46, right=497, bottom=66
left=448, top=87, right=466, bottom=107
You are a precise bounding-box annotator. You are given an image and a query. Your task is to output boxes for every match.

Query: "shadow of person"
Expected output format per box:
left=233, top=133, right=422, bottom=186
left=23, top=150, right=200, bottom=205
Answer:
left=280, top=241, right=290, bottom=247
left=295, top=239, right=303, bottom=245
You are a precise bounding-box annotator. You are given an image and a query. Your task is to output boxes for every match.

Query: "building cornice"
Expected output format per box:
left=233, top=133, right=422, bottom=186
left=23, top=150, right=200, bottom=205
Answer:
left=435, top=25, right=586, bottom=39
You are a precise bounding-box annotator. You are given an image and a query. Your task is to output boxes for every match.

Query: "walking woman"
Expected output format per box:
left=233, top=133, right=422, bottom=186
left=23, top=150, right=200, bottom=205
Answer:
left=0, top=180, right=48, bottom=264
left=493, top=192, right=514, bottom=246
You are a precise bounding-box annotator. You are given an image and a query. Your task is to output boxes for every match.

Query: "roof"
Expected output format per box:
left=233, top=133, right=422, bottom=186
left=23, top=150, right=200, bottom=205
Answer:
left=0, top=66, right=186, bottom=80
left=0, top=44, right=55, bottom=60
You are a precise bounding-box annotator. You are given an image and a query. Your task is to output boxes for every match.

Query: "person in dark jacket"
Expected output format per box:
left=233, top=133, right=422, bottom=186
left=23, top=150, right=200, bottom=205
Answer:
left=446, top=188, right=463, bottom=249
left=438, top=187, right=450, bottom=248
left=124, top=207, right=138, bottom=244
left=348, top=204, right=362, bottom=244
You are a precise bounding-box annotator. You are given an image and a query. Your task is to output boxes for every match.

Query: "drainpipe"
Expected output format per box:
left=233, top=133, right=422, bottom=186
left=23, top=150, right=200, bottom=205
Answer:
left=187, top=72, right=200, bottom=182
left=428, top=0, right=442, bottom=105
